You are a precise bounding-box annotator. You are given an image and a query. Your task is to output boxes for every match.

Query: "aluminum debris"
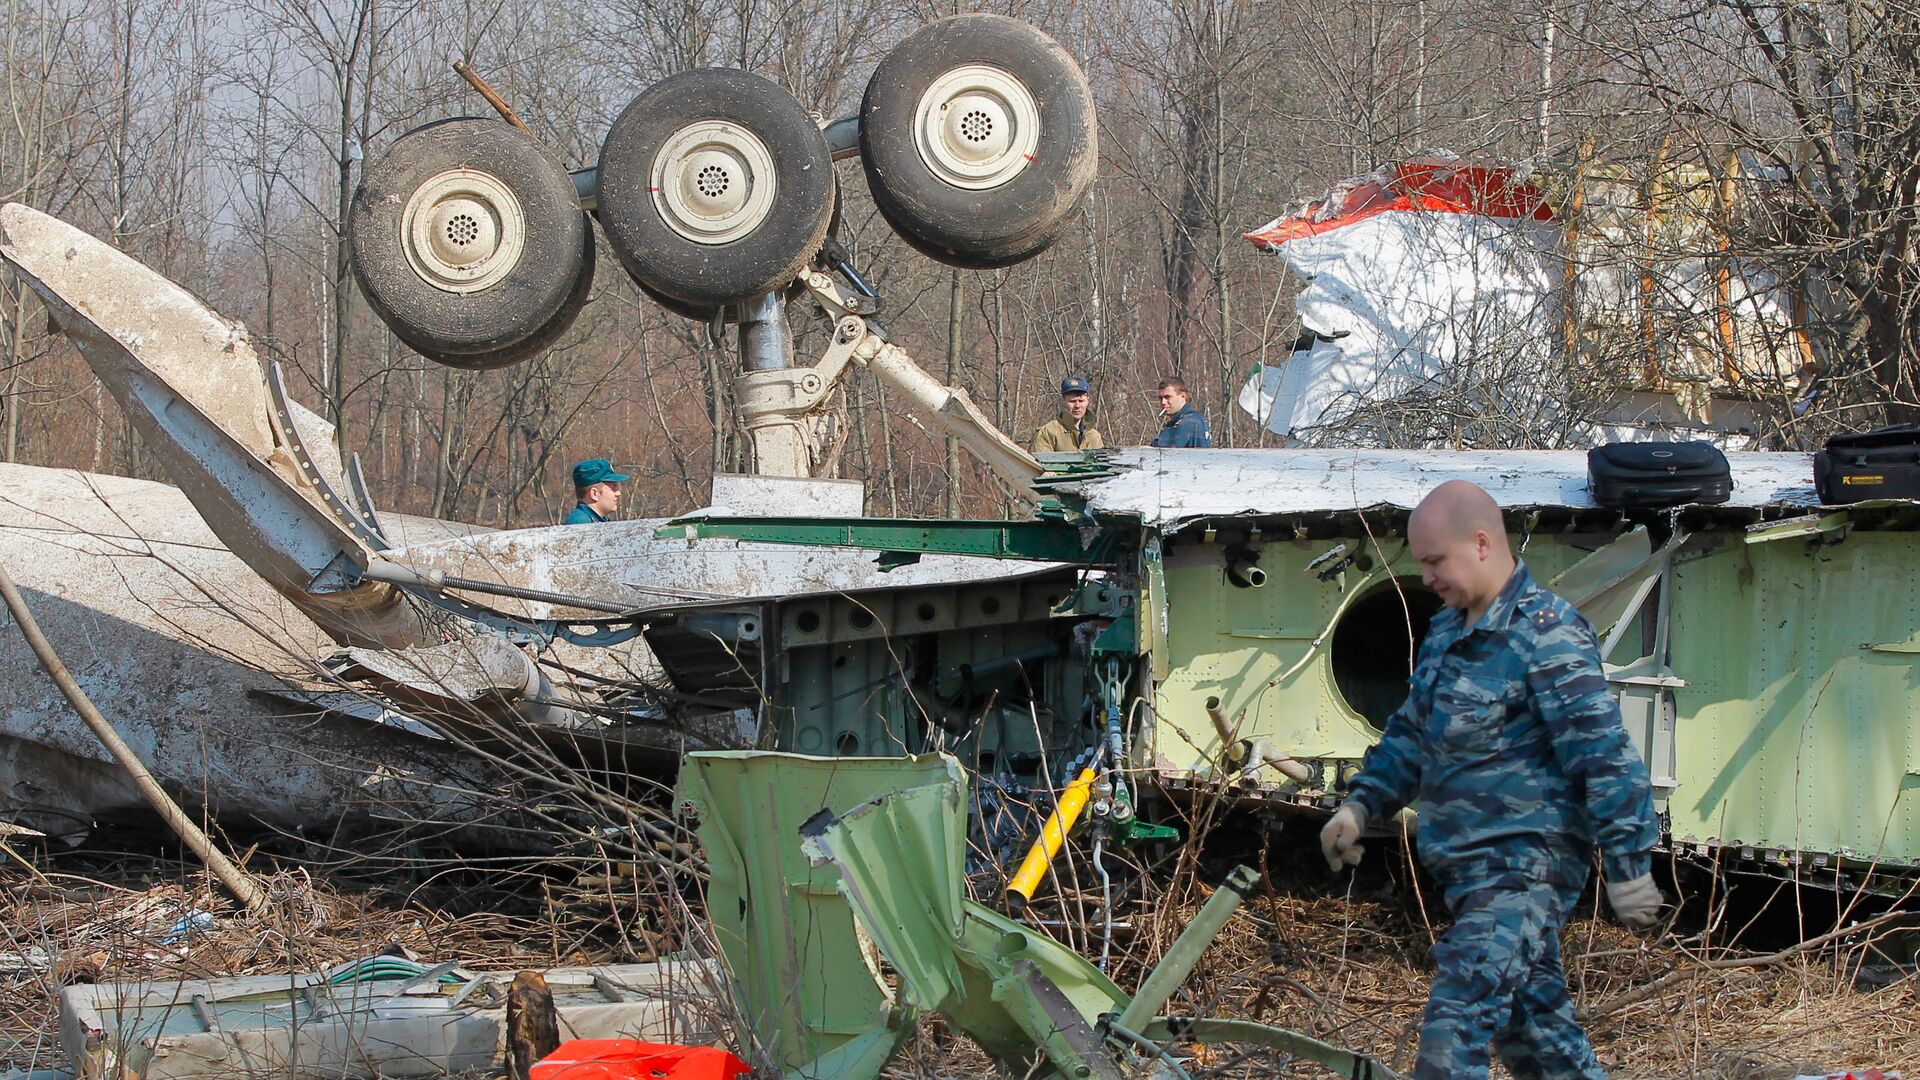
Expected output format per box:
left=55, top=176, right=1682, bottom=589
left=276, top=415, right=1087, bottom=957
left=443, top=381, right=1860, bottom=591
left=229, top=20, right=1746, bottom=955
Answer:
left=1054, top=447, right=1819, bottom=527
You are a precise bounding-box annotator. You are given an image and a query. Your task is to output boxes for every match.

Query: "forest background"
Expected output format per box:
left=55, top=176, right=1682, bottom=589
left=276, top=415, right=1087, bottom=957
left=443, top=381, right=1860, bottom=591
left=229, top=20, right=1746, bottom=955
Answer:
left=2, top=0, right=1916, bottom=525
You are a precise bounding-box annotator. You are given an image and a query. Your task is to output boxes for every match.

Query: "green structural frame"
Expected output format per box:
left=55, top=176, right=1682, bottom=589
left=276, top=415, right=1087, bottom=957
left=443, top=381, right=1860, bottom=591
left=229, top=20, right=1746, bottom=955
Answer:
left=656, top=515, right=1132, bottom=566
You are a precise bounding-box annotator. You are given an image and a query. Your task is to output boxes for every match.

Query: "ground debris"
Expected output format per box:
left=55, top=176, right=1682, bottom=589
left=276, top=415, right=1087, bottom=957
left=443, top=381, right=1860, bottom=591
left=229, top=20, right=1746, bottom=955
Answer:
left=4, top=837, right=1916, bottom=1079
left=0, top=853, right=626, bottom=1075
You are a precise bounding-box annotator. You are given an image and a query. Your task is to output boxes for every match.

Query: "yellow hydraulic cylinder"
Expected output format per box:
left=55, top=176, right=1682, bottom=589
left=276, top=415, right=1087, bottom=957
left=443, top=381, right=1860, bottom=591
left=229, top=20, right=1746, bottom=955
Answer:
left=1006, top=767, right=1099, bottom=907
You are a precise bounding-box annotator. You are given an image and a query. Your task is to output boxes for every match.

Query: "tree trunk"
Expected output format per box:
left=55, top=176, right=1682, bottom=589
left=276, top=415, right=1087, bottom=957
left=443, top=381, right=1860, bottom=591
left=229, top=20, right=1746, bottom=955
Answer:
left=945, top=267, right=962, bottom=516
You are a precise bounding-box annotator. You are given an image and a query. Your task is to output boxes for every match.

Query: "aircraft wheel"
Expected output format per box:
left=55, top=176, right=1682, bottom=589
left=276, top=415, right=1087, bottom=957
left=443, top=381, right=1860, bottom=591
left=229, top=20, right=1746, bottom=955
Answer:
left=405, top=229, right=595, bottom=369
left=596, top=69, right=834, bottom=310
left=629, top=181, right=835, bottom=325
left=859, top=14, right=1097, bottom=269
left=348, top=117, right=591, bottom=363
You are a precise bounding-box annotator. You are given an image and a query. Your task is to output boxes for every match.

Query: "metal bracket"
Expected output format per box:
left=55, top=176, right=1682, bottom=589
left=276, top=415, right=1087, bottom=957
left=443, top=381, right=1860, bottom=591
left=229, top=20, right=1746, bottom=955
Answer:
left=728, top=271, right=1041, bottom=491
left=265, top=362, right=389, bottom=551
left=1744, top=511, right=1852, bottom=545
left=345, top=452, right=391, bottom=547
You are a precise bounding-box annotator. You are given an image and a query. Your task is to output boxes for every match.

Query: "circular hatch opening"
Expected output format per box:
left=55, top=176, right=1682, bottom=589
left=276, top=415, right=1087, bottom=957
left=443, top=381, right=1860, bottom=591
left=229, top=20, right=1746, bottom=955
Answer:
left=1330, top=578, right=1444, bottom=730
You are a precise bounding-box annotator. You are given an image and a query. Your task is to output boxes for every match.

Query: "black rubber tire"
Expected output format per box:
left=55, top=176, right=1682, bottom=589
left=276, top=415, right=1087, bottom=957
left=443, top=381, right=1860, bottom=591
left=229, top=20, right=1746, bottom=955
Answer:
left=633, top=179, right=837, bottom=324
left=597, top=69, right=834, bottom=309
left=349, top=117, right=590, bottom=358
left=859, top=14, right=1097, bottom=268
left=400, top=226, right=595, bottom=370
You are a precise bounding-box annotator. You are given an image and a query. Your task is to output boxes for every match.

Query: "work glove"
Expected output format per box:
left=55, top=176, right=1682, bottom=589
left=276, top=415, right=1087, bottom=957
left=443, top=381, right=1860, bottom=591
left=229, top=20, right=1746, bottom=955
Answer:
left=1606, top=873, right=1664, bottom=929
left=1319, top=802, right=1367, bottom=873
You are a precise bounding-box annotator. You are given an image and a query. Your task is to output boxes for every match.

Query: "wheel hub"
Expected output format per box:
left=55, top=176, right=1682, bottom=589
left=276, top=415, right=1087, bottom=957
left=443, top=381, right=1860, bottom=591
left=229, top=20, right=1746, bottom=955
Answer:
left=914, top=64, right=1040, bottom=191
left=653, top=121, right=777, bottom=245
left=401, top=169, right=526, bottom=294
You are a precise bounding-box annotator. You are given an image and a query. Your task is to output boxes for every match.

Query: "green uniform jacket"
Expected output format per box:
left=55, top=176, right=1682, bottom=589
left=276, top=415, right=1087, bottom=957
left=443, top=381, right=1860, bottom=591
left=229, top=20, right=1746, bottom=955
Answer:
left=1029, top=412, right=1105, bottom=453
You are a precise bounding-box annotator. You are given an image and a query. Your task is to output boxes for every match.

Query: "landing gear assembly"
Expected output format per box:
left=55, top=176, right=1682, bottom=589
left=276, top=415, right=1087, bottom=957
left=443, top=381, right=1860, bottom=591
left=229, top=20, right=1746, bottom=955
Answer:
left=347, top=15, right=1097, bottom=491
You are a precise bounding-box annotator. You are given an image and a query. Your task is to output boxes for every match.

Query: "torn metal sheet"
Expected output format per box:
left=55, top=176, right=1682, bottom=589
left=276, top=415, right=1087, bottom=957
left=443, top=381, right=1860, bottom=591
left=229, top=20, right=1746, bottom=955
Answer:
left=382, top=518, right=1060, bottom=625
left=58, top=958, right=722, bottom=1079
left=673, top=752, right=956, bottom=1078
left=799, top=756, right=1402, bottom=1079
left=679, top=750, right=1399, bottom=1079
left=0, top=464, right=514, bottom=845
left=1056, top=448, right=1817, bottom=528
left=329, top=637, right=574, bottom=725
left=0, top=204, right=426, bottom=648
left=800, top=776, right=1130, bottom=1077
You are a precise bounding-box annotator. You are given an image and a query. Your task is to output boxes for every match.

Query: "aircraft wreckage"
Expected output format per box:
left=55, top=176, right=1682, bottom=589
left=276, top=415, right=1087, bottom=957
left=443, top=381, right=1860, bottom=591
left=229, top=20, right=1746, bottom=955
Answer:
left=1, top=11, right=1915, bottom=907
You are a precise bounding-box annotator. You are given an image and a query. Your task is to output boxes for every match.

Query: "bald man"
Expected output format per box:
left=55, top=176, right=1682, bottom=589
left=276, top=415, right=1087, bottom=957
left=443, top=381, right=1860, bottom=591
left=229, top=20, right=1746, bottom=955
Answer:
left=1321, top=480, right=1660, bottom=1079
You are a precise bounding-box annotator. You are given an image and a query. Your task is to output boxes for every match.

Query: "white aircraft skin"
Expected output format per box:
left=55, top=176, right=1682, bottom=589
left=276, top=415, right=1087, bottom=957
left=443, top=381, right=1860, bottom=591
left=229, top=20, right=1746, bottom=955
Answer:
left=0, top=204, right=1039, bottom=843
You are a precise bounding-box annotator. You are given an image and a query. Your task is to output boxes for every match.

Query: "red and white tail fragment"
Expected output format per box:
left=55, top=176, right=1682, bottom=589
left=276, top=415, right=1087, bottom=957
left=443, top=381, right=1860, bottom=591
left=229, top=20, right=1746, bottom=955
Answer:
left=1240, top=157, right=1810, bottom=446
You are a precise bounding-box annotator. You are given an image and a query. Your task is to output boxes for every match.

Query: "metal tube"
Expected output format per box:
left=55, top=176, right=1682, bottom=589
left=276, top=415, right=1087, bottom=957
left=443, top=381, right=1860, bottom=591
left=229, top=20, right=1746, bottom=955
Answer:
left=1094, top=836, right=1114, bottom=973
left=1103, top=1018, right=1195, bottom=1080
left=570, top=168, right=598, bottom=212
left=1006, top=767, right=1099, bottom=908
left=1203, top=695, right=1246, bottom=765
left=823, top=114, right=861, bottom=161
left=1244, top=740, right=1314, bottom=784
left=362, top=561, right=634, bottom=615
left=1226, top=557, right=1266, bottom=588
left=1115, top=864, right=1257, bottom=1032
left=737, top=290, right=794, bottom=372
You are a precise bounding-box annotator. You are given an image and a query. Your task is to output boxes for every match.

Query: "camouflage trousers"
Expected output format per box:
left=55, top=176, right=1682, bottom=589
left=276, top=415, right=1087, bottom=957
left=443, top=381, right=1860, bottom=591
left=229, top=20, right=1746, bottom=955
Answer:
left=1414, top=876, right=1606, bottom=1079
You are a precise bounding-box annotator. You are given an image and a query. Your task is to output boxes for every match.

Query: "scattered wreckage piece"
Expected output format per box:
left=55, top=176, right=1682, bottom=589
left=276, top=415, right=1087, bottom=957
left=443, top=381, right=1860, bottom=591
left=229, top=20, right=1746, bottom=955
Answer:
left=1238, top=157, right=1815, bottom=444
left=0, top=463, right=514, bottom=846
left=672, top=753, right=946, bottom=1077
left=528, top=1038, right=753, bottom=1080
left=57, top=955, right=722, bottom=1080
left=0, top=203, right=1064, bottom=842
left=676, top=751, right=1399, bottom=1079
left=671, top=446, right=1920, bottom=894
left=0, top=204, right=429, bottom=650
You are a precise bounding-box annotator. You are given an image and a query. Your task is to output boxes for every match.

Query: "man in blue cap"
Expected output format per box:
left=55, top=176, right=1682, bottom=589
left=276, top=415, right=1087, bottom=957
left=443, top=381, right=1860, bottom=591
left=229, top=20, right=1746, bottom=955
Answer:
left=1029, top=375, right=1105, bottom=453
left=564, top=458, right=629, bottom=524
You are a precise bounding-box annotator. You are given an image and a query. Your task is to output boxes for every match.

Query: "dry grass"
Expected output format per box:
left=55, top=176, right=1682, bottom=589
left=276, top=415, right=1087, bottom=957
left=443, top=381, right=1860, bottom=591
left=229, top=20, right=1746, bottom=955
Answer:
left=0, top=845, right=664, bottom=1075
left=1166, top=884, right=1919, bottom=1078
left=2, top=831, right=1915, bottom=1079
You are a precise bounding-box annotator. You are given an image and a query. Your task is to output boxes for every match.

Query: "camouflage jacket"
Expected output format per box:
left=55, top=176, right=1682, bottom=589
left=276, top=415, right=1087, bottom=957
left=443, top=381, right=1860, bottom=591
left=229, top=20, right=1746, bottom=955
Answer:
left=1344, top=561, right=1658, bottom=904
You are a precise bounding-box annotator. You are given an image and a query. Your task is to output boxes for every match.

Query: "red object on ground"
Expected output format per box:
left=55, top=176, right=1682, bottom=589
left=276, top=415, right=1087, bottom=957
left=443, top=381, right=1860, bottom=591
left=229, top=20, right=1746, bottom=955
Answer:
left=529, top=1038, right=752, bottom=1080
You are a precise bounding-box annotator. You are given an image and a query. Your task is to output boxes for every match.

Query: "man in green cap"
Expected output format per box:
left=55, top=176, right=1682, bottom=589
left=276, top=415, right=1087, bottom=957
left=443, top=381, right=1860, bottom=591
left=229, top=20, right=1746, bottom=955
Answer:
left=564, top=458, right=629, bottom=524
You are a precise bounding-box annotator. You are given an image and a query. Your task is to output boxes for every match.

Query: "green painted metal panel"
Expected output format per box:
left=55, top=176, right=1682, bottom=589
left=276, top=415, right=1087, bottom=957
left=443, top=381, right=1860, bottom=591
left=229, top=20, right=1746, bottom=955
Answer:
left=674, top=752, right=956, bottom=1076
left=1151, top=534, right=1611, bottom=777
left=1666, top=533, right=1920, bottom=863
left=654, top=516, right=1124, bottom=564
left=1154, top=539, right=1413, bottom=774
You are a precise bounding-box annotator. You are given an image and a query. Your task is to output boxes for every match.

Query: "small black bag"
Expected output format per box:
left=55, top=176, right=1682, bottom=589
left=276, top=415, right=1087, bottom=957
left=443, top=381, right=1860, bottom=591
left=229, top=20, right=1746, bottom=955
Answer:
left=1587, top=441, right=1732, bottom=509
left=1814, top=425, right=1920, bottom=503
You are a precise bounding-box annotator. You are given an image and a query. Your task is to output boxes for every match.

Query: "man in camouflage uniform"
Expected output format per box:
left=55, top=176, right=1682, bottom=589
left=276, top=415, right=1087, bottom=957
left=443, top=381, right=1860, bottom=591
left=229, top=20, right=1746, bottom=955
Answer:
left=1321, top=480, right=1663, bottom=1079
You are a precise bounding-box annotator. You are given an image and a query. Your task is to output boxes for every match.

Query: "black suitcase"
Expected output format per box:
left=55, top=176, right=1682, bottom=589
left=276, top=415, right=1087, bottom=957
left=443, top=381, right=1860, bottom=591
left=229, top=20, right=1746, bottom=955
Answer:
left=1814, top=425, right=1920, bottom=503
left=1587, top=441, right=1732, bottom=509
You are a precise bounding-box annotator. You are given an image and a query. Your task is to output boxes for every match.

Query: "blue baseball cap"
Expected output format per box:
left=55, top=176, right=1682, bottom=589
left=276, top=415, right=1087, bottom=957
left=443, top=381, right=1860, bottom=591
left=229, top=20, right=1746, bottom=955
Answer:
left=1060, top=375, right=1092, bottom=396
left=572, top=458, right=630, bottom=488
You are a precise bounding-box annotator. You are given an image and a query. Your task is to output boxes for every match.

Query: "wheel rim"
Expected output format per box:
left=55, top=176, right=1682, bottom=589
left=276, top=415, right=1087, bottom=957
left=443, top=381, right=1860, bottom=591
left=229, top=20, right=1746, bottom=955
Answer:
left=401, top=169, right=527, bottom=294
left=652, top=120, right=779, bottom=245
left=912, top=64, right=1040, bottom=191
